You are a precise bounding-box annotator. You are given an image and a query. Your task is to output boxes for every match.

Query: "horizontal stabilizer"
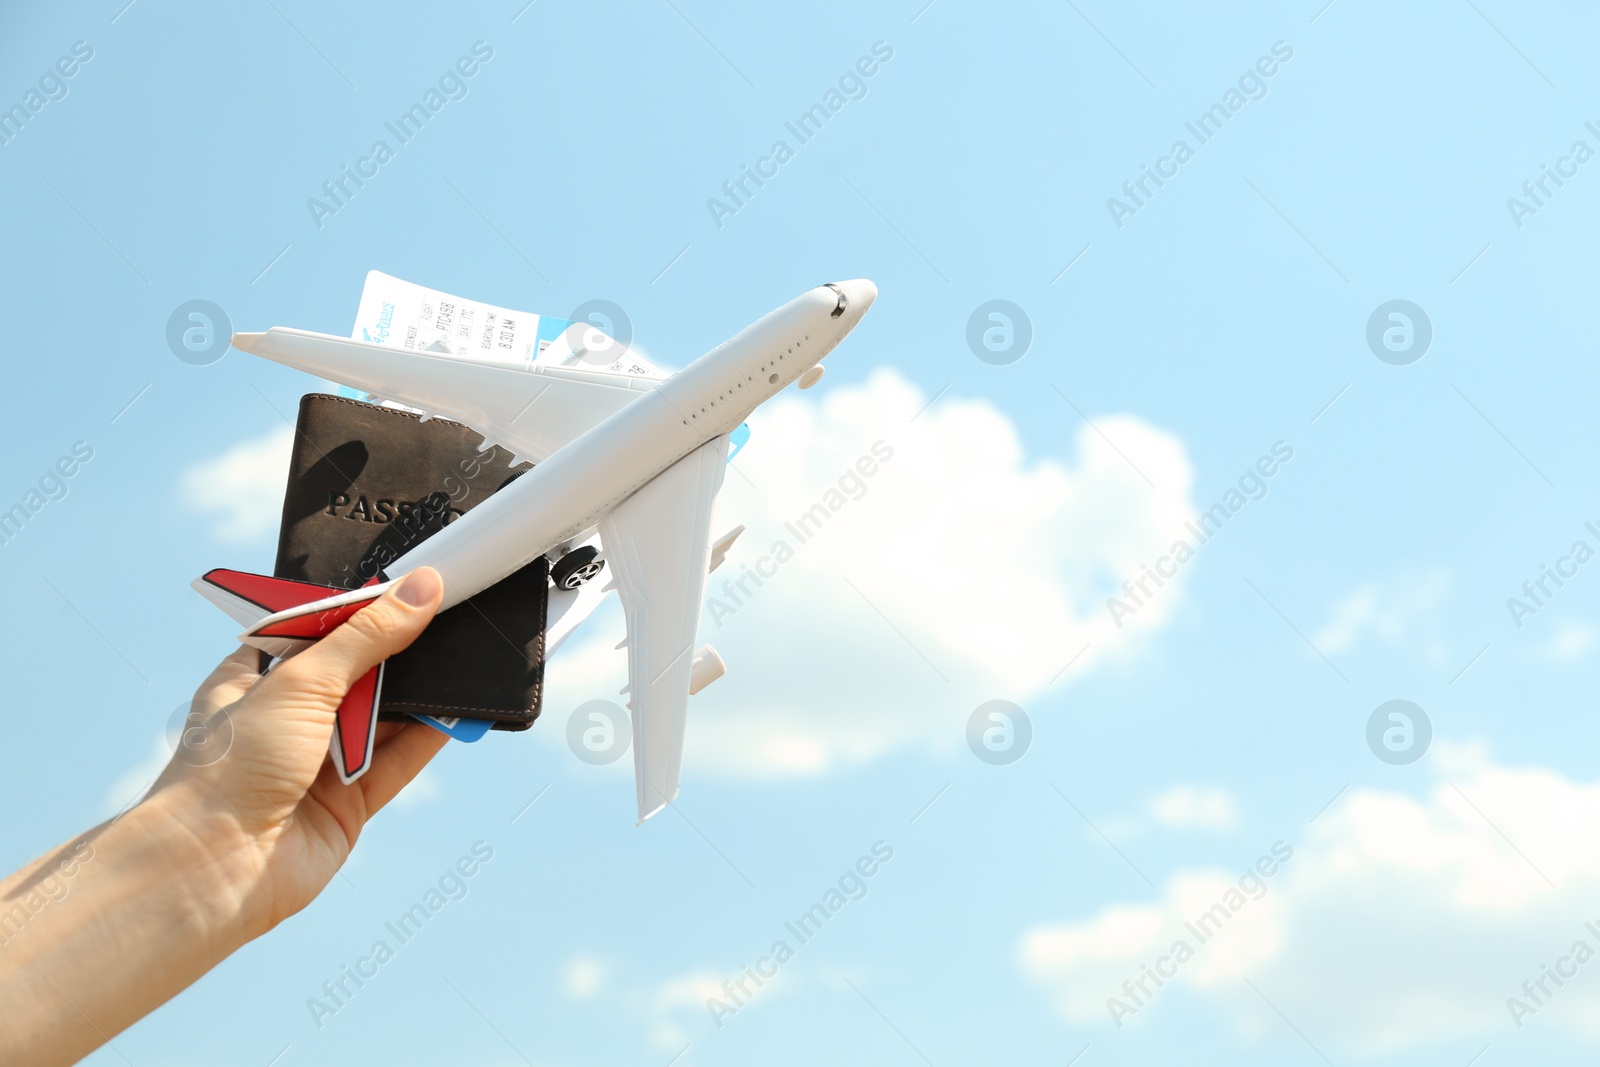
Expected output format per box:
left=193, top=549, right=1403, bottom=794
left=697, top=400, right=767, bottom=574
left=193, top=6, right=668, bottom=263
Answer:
left=193, top=568, right=344, bottom=629
left=242, top=580, right=394, bottom=647
left=708, top=526, right=745, bottom=573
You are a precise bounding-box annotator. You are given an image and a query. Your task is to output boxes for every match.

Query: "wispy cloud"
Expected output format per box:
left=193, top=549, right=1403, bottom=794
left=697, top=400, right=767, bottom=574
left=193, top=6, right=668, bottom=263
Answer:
left=178, top=425, right=295, bottom=544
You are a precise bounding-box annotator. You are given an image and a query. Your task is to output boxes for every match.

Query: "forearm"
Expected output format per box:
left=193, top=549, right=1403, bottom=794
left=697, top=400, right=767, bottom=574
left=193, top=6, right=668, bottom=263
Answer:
left=0, top=577, right=444, bottom=1064
left=0, top=785, right=261, bottom=1065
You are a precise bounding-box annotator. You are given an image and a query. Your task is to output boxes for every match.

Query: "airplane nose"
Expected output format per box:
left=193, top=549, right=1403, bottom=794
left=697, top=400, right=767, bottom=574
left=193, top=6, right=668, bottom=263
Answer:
left=823, top=279, right=877, bottom=322
left=841, top=278, right=877, bottom=315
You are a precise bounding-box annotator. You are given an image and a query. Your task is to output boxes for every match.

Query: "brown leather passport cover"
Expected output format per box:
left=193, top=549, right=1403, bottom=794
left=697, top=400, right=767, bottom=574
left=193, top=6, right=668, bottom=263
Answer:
left=273, top=393, right=546, bottom=728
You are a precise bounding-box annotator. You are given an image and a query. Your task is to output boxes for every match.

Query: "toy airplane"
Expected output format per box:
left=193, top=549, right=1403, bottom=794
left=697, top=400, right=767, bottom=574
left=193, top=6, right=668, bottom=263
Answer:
left=193, top=280, right=877, bottom=822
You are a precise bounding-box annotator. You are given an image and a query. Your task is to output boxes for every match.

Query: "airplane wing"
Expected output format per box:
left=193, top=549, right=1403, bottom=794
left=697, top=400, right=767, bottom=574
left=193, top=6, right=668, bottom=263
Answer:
left=599, top=435, right=730, bottom=823
left=231, top=328, right=657, bottom=462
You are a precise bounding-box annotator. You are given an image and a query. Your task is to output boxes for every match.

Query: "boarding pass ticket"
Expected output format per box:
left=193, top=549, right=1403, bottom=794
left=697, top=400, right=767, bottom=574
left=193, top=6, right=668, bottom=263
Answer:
left=349, top=271, right=660, bottom=377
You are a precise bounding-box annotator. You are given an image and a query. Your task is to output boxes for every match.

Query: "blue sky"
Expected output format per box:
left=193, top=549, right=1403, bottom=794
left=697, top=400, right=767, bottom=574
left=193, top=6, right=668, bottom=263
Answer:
left=6, top=0, right=1600, bottom=1063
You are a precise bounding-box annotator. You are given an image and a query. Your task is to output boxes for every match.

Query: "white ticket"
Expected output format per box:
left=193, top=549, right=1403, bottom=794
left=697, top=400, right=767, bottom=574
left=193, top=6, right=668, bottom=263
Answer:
left=349, top=270, right=660, bottom=376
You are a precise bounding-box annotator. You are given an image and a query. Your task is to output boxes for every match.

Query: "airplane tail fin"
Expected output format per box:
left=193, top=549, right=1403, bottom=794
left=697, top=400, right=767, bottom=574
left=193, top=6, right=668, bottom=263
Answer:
left=331, top=662, right=384, bottom=784
left=192, top=568, right=390, bottom=783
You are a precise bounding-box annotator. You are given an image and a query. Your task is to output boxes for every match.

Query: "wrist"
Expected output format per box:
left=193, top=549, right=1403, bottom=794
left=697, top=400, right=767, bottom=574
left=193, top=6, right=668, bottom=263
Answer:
left=134, top=780, right=274, bottom=946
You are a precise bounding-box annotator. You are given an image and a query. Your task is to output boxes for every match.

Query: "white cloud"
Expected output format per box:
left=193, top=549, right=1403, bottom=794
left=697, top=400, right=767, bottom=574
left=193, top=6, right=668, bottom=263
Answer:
left=650, top=968, right=725, bottom=1013
left=639, top=962, right=803, bottom=1052
left=178, top=425, right=294, bottom=544
left=1147, top=785, right=1237, bottom=830
left=542, top=368, right=1198, bottom=781
left=1533, top=622, right=1597, bottom=662
left=562, top=955, right=609, bottom=999
left=643, top=968, right=727, bottom=1053
left=1020, top=746, right=1600, bottom=1053
left=1312, top=569, right=1451, bottom=655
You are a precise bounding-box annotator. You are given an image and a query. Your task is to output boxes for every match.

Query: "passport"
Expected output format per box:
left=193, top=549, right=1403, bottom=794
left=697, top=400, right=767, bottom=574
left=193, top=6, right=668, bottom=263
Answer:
left=273, top=393, right=547, bottom=729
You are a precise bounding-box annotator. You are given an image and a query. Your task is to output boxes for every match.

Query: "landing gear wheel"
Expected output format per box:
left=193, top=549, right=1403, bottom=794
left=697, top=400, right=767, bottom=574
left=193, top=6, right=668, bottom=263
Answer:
left=551, top=546, right=605, bottom=590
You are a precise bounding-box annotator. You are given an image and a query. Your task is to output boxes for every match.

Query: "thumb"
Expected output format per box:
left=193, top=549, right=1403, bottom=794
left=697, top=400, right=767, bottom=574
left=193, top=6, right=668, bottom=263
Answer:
left=262, top=567, right=444, bottom=708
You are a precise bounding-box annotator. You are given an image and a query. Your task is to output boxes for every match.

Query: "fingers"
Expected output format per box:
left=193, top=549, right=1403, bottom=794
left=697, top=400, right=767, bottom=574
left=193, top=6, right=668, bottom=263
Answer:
left=192, top=645, right=263, bottom=706
left=260, top=568, right=444, bottom=710
left=357, top=721, right=451, bottom=815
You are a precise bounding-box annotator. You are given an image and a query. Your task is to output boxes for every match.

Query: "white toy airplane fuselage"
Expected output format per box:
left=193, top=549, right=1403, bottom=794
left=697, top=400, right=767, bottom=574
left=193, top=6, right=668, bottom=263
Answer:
left=196, top=280, right=877, bottom=822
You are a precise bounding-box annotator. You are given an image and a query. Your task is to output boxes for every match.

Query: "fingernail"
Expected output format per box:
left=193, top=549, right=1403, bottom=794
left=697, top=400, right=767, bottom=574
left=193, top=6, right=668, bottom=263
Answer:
left=395, top=567, right=442, bottom=607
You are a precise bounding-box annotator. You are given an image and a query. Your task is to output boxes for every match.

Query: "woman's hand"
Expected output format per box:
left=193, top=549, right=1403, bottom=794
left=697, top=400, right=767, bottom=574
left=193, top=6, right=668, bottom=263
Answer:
left=0, top=566, right=448, bottom=1065
left=153, top=565, right=449, bottom=938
